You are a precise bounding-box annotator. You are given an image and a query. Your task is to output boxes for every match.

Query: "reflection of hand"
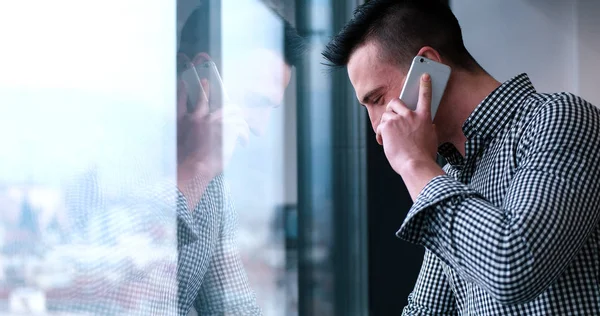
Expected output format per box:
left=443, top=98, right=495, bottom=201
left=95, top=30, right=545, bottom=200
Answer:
left=177, top=76, right=249, bottom=209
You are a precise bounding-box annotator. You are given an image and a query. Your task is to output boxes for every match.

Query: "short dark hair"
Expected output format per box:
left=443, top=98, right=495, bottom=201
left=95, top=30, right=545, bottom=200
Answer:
left=179, top=2, right=306, bottom=68
left=322, top=0, right=479, bottom=71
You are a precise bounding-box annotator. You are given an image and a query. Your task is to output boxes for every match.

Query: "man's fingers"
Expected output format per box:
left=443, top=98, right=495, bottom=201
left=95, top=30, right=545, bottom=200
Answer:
left=208, top=109, right=223, bottom=123
left=220, top=116, right=250, bottom=149
left=208, top=106, right=244, bottom=123
left=194, top=79, right=210, bottom=117
left=386, top=98, right=411, bottom=116
left=234, top=119, right=250, bottom=147
left=417, top=73, right=432, bottom=117
left=209, top=109, right=250, bottom=142
left=376, top=111, right=395, bottom=146
left=221, top=103, right=244, bottom=118
left=376, top=127, right=383, bottom=146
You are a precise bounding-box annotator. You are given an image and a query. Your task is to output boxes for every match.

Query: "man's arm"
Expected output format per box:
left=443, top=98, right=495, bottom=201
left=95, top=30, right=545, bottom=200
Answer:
left=194, top=180, right=261, bottom=315
left=397, top=97, right=600, bottom=304
left=403, top=250, right=458, bottom=316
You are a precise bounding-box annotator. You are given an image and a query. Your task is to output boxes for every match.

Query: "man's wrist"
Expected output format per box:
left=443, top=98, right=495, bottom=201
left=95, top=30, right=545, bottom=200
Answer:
left=398, top=158, right=440, bottom=177
left=178, top=159, right=215, bottom=184
left=397, top=158, right=445, bottom=201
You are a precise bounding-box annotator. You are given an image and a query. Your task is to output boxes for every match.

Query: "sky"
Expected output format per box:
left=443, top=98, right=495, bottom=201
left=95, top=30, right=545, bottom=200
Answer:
left=0, top=0, right=176, bottom=186
left=0, top=0, right=334, bottom=222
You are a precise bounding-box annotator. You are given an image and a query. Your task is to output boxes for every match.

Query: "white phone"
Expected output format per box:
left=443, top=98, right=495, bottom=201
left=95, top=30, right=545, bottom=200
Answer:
left=399, top=56, right=451, bottom=120
left=196, top=60, right=229, bottom=112
left=180, top=60, right=230, bottom=113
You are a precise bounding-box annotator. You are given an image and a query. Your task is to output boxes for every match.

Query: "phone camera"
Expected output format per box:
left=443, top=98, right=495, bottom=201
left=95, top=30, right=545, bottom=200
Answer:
left=419, top=58, right=424, bottom=63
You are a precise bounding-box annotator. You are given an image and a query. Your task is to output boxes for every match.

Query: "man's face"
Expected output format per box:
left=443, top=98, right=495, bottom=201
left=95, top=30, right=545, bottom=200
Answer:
left=227, top=48, right=292, bottom=136
left=177, top=48, right=292, bottom=137
left=347, top=42, right=406, bottom=133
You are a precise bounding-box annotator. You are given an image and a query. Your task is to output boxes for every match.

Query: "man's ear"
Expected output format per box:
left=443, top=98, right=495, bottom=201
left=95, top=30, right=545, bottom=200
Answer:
left=416, top=46, right=443, bottom=64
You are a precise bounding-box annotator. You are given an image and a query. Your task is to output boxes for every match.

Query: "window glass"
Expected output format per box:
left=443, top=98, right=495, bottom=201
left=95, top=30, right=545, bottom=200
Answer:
left=0, top=1, right=366, bottom=315
left=0, top=0, right=178, bottom=314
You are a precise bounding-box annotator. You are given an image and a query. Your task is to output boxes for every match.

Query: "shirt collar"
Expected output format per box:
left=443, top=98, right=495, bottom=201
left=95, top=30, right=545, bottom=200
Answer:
left=438, top=142, right=463, bottom=168
left=462, top=73, right=536, bottom=141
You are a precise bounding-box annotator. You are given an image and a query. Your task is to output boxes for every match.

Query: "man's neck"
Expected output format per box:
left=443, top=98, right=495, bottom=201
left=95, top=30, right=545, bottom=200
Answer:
left=437, top=70, right=501, bottom=157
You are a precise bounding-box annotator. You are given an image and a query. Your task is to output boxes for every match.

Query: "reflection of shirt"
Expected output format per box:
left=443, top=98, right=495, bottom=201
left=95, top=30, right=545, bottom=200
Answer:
left=177, top=173, right=261, bottom=316
left=62, top=169, right=260, bottom=315
left=400, top=74, right=600, bottom=315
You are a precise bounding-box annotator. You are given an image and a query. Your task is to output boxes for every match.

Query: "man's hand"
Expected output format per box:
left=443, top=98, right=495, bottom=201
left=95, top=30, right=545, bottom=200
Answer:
left=376, top=73, right=444, bottom=200
left=376, top=73, right=438, bottom=174
left=176, top=57, right=249, bottom=210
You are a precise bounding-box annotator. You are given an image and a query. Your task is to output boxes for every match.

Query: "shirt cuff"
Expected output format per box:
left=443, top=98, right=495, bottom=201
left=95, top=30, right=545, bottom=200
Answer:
left=395, top=175, right=475, bottom=246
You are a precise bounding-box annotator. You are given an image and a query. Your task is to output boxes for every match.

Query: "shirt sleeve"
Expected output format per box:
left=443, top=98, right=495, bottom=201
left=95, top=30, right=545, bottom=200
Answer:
left=402, top=250, right=458, bottom=316
left=396, top=97, right=600, bottom=305
left=194, top=179, right=262, bottom=316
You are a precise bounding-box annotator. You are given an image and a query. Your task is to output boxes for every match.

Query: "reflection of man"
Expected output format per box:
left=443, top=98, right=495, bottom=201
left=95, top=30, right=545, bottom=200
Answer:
left=323, top=0, right=600, bottom=315
left=176, top=3, right=305, bottom=315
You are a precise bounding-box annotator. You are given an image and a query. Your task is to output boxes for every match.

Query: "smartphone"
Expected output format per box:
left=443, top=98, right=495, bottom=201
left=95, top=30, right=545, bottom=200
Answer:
left=399, top=56, right=451, bottom=120
left=196, top=60, right=228, bottom=113
left=180, top=63, right=208, bottom=113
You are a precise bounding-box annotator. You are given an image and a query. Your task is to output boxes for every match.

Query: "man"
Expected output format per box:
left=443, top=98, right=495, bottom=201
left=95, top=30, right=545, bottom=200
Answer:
left=176, top=2, right=305, bottom=315
left=323, top=0, right=600, bottom=314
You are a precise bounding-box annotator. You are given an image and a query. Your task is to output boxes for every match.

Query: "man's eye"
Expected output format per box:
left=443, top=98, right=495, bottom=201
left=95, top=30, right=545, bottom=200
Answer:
left=373, top=96, right=382, bottom=104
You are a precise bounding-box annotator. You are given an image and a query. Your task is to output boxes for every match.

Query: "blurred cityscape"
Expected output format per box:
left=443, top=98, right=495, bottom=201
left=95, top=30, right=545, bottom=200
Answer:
left=0, top=168, right=179, bottom=315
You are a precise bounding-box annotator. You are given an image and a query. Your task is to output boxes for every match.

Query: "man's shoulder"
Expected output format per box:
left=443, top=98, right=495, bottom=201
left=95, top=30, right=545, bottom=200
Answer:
left=519, top=92, right=599, bottom=133
left=512, top=91, right=600, bottom=156
left=530, top=91, right=597, bottom=117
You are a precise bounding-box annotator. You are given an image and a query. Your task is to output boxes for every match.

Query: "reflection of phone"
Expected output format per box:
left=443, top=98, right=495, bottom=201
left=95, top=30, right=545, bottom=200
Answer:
left=180, top=63, right=208, bottom=113
left=399, top=56, right=451, bottom=120
left=196, top=60, right=228, bottom=112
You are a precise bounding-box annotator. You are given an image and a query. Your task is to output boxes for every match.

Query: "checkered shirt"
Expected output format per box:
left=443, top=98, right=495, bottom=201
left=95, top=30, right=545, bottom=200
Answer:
left=60, top=168, right=260, bottom=315
left=177, top=173, right=262, bottom=315
left=399, top=73, right=600, bottom=315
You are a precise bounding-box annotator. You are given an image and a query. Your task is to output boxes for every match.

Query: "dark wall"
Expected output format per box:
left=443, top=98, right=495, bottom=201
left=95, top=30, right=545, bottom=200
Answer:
left=367, top=126, right=424, bottom=315
left=365, top=0, right=451, bottom=312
